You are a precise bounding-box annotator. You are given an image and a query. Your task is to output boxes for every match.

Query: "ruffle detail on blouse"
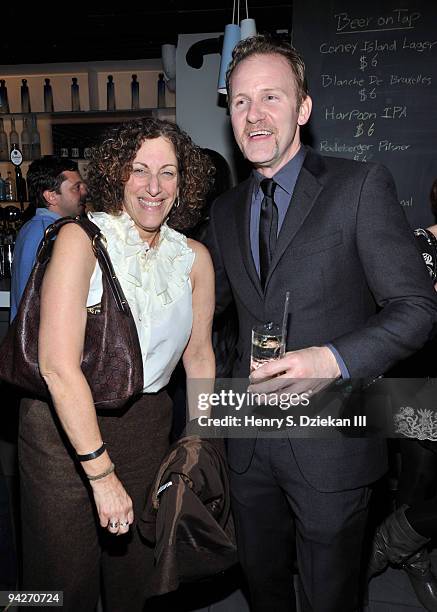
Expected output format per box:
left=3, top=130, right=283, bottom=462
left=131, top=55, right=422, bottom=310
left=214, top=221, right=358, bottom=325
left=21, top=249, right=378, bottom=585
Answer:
left=88, top=211, right=195, bottom=309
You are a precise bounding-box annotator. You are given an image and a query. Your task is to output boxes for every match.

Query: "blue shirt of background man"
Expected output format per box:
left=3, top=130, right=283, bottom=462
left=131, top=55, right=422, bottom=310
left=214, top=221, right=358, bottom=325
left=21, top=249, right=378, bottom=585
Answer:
left=10, top=208, right=60, bottom=322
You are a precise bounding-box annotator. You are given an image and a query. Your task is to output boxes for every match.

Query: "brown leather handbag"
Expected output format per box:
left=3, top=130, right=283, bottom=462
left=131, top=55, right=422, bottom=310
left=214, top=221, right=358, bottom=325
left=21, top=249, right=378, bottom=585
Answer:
left=0, top=216, right=144, bottom=410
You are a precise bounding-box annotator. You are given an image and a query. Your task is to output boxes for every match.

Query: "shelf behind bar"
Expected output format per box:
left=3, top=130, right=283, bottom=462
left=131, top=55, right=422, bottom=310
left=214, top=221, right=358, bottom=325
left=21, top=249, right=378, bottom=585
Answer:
left=0, top=201, right=29, bottom=208
left=0, top=108, right=175, bottom=120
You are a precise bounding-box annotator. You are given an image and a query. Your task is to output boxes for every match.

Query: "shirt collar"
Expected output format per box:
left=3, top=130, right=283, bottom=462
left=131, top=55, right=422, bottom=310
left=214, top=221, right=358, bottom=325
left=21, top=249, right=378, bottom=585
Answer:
left=252, top=145, right=306, bottom=195
left=35, top=208, right=62, bottom=220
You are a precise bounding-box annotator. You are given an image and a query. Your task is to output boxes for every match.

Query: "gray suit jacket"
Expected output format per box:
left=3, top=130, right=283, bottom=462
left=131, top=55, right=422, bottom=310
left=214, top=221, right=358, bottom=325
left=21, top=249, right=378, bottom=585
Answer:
left=206, top=148, right=437, bottom=491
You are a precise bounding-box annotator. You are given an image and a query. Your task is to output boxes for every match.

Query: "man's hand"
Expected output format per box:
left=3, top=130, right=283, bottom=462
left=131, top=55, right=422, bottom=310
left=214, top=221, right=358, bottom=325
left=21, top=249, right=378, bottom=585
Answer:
left=248, top=346, right=341, bottom=396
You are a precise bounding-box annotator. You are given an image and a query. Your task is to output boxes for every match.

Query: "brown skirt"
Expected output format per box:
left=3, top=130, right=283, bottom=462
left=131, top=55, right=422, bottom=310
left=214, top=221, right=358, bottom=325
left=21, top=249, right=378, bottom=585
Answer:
left=18, top=391, right=172, bottom=612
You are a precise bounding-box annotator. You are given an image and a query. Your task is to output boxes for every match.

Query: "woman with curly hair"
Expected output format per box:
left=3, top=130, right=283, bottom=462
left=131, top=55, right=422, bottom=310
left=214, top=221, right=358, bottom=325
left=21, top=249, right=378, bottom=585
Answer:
left=19, top=117, right=215, bottom=611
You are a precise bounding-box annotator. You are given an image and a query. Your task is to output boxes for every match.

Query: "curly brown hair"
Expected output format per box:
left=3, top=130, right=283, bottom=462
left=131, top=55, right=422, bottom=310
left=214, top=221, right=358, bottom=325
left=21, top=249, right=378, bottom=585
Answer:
left=86, top=117, right=214, bottom=231
left=226, top=34, right=308, bottom=111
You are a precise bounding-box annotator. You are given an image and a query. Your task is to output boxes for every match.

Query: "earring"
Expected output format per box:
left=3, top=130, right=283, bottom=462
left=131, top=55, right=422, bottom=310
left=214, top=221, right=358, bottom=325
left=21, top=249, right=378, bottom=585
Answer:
left=174, top=196, right=180, bottom=209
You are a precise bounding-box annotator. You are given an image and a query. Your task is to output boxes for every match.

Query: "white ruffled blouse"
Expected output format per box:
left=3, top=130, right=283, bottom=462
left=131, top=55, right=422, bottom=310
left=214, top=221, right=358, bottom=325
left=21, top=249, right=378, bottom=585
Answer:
left=87, top=211, right=194, bottom=393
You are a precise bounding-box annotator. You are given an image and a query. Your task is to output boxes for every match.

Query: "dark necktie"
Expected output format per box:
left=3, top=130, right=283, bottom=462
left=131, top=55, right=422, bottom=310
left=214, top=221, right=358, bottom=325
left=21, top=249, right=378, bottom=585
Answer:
left=259, top=178, right=278, bottom=289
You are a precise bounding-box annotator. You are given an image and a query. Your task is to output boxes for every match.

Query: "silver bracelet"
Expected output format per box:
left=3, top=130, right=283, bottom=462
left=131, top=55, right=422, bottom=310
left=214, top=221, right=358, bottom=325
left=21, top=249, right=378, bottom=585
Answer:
left=86, top=463, right=115, bottom=481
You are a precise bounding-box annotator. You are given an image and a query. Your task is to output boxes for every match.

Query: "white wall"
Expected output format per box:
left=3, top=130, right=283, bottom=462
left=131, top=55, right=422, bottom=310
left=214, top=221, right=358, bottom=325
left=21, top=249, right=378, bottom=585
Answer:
left=176, top=33, right=238, bottom=184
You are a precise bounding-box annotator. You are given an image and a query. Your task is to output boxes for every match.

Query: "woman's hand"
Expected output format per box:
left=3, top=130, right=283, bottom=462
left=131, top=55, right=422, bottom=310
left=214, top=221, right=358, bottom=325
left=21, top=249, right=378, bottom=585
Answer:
left=89, top=471, right=134, bottom=536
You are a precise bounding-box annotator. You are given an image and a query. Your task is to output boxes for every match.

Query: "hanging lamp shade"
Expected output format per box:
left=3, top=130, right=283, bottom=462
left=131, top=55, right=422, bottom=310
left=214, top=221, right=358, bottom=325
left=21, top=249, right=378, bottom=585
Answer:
left=217, top=24, right=241, bottom=94
left=217, top=1, right=257, bottom=94
left=161, top=44, right=176, bottom=79
left=240, top=18, right=257, bottom=40
left=161, top=44, right=176, bottom=93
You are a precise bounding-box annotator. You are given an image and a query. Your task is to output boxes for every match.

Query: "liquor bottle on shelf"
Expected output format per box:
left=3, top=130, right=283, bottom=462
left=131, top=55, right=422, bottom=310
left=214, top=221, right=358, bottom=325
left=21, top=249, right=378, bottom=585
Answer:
left=15, top=165, right=27, bottom=207
left=9, top=118, right=19, bottom=150
left=0, top=118, right=8, bottom=161
left=43, top=78, right=54, bottom=112
left=21, top=117, right=32, bottom=161
left=71, top=77, right=81, bottom=112
left=70, top=137, right=80, bottom=160
left=0, top=80, right=10, bottom=114
left=30, top=116, right=41, bottom=160
left=131, top=74, right=139, bottom=110
left=157, top=73, right=166, bottom=108
left=0, top=234, right=14, bottom=278
left=5, top=171, right=15, bottom=201
left=0, top=172, right=6, bottom=201
left=21, top=79, right=31, bottom=113
left=107, top=75, right=116, bottom=111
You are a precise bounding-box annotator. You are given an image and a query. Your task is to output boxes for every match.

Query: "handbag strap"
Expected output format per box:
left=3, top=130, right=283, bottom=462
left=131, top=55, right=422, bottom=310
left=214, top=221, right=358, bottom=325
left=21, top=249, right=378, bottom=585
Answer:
left=37, top=215, right=130, bottom=315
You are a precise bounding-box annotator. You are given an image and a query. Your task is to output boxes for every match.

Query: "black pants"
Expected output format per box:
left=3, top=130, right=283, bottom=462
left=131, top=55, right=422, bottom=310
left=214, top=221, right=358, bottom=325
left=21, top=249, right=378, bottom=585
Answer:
left=230, top=438, right=370, bottom=612
left=397, top=439, right=437, bottom=540
left=19, top=392, right=172, bottom=612
left=0, top=469, right=16, bottom=589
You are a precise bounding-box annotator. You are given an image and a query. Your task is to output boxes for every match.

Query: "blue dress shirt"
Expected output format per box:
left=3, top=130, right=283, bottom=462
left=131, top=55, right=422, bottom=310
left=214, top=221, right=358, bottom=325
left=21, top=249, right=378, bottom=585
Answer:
left=10, top=208, right=60, bottom=322
left=250, top=147, right=305, bottom=274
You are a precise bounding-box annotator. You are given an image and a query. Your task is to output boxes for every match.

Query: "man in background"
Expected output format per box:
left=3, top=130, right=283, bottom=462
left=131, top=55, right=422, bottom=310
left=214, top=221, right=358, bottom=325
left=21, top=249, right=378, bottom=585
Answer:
left=10, top=155, right=87, bottom=321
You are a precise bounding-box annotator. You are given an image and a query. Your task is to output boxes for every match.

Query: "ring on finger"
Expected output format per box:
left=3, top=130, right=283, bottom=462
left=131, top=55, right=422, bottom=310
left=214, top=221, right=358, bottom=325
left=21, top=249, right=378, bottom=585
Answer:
left=109, top=520, right=119, bottom=529
left=119, top=521, right=129, bottom=528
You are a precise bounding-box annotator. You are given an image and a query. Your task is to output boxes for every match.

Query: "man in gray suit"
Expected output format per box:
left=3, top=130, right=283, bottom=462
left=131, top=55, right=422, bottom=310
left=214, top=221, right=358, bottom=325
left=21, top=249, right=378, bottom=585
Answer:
left=205, top=35, right=437, bottom=611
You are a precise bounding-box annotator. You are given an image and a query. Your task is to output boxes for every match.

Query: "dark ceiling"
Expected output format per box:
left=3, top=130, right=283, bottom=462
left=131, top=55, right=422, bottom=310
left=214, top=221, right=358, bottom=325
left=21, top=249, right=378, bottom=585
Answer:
left=2, top=2, right=293, bottom=65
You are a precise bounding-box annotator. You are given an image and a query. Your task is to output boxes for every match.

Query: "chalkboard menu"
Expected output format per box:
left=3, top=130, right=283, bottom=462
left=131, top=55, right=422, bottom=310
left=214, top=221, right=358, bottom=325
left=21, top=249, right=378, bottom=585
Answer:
left=293, top=0, right=437, bottom=228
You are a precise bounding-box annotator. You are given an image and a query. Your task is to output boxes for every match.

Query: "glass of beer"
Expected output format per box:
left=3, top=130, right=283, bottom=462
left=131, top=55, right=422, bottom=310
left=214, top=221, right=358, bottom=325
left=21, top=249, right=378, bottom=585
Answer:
left=250, top=322, right=285, bottom=372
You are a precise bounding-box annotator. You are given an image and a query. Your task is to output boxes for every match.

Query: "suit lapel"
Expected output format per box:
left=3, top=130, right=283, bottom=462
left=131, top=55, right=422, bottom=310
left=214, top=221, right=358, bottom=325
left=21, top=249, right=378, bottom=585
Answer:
left=265, top=150, right=325, bottom=289
left=234, top=177, right=264, bottom=299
